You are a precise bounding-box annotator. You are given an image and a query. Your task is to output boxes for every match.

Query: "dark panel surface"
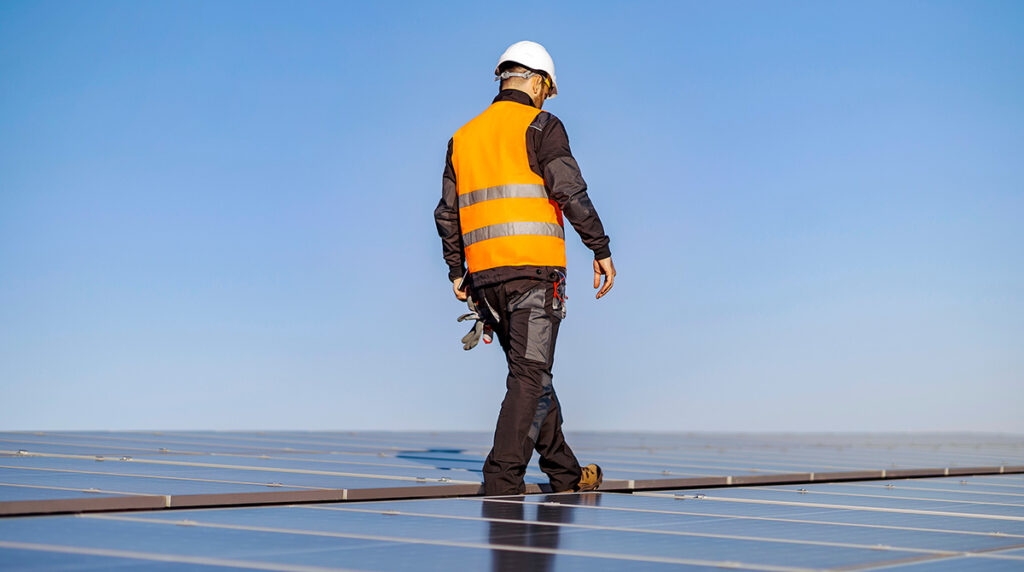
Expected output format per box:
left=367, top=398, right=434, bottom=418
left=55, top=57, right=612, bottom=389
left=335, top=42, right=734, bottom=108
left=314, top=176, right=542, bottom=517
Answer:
left=0, top=514, right=721, bottom=571
left=3, top=431, right=1023, bottom=510
left=873, top=556, right=1024, bottom=571
left=3, top=430, right=1024, bottom=572
left=2, top=474, right=1024, bottom=571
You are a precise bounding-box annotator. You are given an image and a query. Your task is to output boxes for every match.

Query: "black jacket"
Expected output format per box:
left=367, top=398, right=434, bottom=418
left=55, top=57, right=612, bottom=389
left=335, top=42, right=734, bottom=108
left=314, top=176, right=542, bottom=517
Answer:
left=434, top=89, right=611, bottom=287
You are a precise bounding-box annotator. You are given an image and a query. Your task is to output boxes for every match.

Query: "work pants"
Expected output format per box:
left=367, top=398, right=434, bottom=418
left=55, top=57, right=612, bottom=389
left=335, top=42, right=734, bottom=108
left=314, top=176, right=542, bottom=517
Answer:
left=474, top=277, right=582, bottom=495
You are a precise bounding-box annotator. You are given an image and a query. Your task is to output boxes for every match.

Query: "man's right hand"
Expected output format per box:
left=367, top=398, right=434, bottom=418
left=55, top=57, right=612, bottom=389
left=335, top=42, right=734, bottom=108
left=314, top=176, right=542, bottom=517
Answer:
left=453, top=277, right=468, bottom=301
left=594, top=257, right=616, bottom=299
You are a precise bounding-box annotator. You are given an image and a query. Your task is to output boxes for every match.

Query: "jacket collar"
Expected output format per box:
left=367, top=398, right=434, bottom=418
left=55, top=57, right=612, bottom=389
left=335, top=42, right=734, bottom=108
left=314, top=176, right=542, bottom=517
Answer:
left=492, top=89, right=536, bottom=108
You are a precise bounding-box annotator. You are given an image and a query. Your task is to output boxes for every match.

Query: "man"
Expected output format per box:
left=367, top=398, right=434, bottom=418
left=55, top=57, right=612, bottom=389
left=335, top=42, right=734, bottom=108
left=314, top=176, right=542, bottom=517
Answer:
left=434, top=40, right=616, bottom=496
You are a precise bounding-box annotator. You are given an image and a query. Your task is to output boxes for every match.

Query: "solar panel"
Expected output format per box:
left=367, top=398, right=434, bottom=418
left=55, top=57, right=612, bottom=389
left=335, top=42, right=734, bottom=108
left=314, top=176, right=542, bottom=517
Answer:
left=2, top=431, right=1022, bottom=569
left=2, top=474, right=1022, bottom=570
left=2, top=431, right=1022, bottom=515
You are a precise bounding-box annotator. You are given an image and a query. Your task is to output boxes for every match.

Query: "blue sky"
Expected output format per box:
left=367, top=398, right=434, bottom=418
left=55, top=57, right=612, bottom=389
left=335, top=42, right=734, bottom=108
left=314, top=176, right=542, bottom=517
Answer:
left=1, top=1, right=1021, bottom=432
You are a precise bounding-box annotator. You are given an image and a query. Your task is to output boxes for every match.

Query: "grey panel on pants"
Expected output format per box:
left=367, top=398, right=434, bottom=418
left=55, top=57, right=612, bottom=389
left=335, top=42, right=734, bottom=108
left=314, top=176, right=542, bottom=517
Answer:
left=508, top=285, right=552, bottom=364
left=529, top=372, right=554, bottom=442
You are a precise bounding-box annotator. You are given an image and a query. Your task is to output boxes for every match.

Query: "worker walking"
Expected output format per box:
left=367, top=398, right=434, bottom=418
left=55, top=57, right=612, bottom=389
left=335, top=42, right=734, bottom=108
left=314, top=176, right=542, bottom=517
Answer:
left=435, top=41, right=616, bottom=496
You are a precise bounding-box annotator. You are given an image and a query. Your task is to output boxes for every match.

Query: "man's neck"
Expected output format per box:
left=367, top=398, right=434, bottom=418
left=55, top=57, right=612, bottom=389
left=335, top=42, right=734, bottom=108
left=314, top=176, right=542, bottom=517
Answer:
left=493, top=88, right=540, bottom=109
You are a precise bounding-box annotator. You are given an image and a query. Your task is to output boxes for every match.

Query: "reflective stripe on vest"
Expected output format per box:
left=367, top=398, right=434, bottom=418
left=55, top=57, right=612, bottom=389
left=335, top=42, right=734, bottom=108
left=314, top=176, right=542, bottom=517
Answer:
left=458, top=183, right=549, bottom=207
left=452, top=101, right=566, bottom=273
left=463, top=221, right=565, bottom=247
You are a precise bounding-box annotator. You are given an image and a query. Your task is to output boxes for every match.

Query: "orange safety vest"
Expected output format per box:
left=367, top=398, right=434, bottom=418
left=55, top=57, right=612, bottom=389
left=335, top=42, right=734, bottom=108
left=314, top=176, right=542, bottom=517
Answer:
left=452, top=101, right=567, bottom=274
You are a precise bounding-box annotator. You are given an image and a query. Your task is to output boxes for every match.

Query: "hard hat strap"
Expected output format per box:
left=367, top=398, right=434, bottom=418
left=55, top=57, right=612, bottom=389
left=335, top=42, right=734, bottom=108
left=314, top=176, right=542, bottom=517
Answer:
left=494, top=70, right=539, bottom=82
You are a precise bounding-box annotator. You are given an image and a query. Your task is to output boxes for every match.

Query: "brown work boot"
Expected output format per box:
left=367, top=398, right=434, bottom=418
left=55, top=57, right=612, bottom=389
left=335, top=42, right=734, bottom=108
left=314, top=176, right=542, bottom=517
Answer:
left=574, top=464, right=603, bottom=492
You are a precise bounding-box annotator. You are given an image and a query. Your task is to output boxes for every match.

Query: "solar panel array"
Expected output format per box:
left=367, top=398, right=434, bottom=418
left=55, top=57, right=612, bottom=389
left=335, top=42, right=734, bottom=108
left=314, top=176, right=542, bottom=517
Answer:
left=2, top=432, right=1022, bottom=570
left=2, top=431, right=1021, bottom=515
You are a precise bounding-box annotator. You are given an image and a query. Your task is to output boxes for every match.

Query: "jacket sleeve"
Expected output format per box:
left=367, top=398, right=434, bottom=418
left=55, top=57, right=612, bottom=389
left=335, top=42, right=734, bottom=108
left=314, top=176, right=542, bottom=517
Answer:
left=434, top=138, right=465, bottom=281
left=532, top=114, right=612, bottom=260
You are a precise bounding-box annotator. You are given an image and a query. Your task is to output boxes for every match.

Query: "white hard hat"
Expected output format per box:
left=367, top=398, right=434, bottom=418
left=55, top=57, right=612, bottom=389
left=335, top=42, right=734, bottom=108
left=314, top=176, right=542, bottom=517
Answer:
left=495, top=41, right=558, bottom=98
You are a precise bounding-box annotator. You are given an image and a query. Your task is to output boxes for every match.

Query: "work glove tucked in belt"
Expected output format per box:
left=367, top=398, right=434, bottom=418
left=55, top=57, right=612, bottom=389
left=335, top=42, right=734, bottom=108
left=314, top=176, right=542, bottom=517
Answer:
left=457, top=297, right=493, bottom=350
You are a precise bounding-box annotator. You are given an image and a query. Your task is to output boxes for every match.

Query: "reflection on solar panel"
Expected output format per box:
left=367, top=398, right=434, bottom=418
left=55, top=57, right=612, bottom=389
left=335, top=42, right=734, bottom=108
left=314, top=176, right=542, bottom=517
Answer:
left=2, top=475, right=1023, bottom=570
left=2, top=431, right=1022, bottom=515
left=1, top=432, right=1022, bottom=570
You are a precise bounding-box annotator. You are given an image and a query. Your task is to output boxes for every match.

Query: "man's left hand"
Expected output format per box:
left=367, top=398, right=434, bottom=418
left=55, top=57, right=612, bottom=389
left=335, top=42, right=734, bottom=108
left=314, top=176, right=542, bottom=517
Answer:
left=594, top=257, right=616, bottom=299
